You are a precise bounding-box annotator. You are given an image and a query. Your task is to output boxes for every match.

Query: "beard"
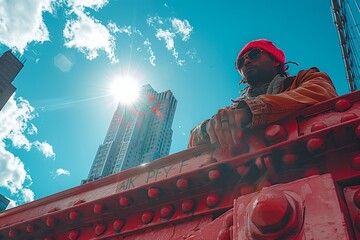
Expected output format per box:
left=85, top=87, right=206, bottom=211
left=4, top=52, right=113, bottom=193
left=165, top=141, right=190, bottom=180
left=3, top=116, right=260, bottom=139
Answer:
left=244, top=66, right=277, bottom=87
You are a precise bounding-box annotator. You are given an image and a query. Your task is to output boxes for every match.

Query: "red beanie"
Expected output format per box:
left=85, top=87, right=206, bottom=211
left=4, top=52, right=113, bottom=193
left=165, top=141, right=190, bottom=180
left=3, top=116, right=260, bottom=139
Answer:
left=238, top=39, right=285, bottom=66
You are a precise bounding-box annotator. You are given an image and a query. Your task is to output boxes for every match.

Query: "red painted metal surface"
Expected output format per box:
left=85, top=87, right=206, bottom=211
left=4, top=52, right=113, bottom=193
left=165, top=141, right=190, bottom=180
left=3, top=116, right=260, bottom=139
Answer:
left=0, top=91, right=359, bottom=239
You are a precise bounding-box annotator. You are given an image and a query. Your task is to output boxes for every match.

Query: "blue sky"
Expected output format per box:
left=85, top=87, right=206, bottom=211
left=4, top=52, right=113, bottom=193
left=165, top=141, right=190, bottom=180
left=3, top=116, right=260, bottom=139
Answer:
left=0, top=0, right=351, bottom=208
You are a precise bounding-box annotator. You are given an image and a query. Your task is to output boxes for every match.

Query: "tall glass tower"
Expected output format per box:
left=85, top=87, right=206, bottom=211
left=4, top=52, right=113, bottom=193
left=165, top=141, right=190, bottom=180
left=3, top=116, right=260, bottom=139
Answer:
left=83, top=84, right=177, bottom=183
left=0, top=50, right=24, bottom=111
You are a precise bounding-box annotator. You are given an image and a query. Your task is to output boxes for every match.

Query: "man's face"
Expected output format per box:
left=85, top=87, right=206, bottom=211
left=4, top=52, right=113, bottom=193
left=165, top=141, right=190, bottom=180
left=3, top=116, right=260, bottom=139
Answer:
left=237, top=48, right=280, bottom=87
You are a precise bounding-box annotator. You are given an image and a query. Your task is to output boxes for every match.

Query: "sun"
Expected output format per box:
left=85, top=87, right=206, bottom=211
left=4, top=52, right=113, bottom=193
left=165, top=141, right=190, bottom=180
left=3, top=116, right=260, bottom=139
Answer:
left=110, top=75, right=140, bottom=104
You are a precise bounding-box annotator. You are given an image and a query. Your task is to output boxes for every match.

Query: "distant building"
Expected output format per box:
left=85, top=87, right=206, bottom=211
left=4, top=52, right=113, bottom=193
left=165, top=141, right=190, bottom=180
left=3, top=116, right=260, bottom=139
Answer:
left=0, top=50, right=24, bottom=111
left=0, top=194, right=10, bottom=211
left=83, top=84, right=177, bottom=183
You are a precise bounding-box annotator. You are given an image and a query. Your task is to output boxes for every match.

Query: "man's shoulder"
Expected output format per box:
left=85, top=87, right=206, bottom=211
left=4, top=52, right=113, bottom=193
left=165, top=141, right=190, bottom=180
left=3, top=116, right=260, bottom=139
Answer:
left=292, top=67, right=321, bottom=77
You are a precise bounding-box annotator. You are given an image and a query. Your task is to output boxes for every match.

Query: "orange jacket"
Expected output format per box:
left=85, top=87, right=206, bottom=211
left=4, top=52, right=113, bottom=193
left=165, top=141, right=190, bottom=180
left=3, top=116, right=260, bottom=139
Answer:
left=188, top=68, right=338, bottom=148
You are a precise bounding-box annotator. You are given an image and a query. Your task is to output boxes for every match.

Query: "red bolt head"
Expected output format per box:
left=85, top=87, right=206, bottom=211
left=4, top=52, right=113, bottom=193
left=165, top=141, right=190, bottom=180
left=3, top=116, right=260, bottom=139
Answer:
left=354, top=190, right=360, bottom=209
left=306, top=138, right=326, bottom=153
left=46, top=217, right=55, bottom=228
left=265, top=125, right=287, bottom=143
left=341, top=113, right=358, bottom=122
left=351, top=154, right=360, bottom=170
left=47, top=207, right=59, bottom=213
left=240, top=185, right=254, bottom=196
left=217, top=228, right=230, bottom=240
left=68, top=230, right=79, bottom=240
left=147, top=188, right=160, bottom=198
left=93, top=204, right=104, bottom=214
left=176, top=178, right=189, bottom=190
left=206, top=193, right=220, bottom=208
left=282, top=153, right=298, bottom=165
left=73, top=199, right=85, bottom=205
left=208, top=169, right=221, bottom=181
left=160, top=205, right=174, bottom=219
left=355, top=125, right=360, bottom=138
left=250, top=190, right=292, bottom=233
left=236, top=165, right=248, bottom=175
left=181, top=199, right=195, bottom=213
left=335, top=98, right=351, bottom=112
left=119, top=196, right=130, bottom=207
left=69, top=211, right=79, bottom=220
left=304, top=167, right=321, bottom=177
left=95, top=223, right=107, bottom=236
left=8, top=229, right=17, bottom=238
left=26, top=223, right=36, bottom=233
left=311, top=123, right=327, bottom=132
left=113, top=219, right=125, bottom=233
left=141, top=211, right=154, bottom=224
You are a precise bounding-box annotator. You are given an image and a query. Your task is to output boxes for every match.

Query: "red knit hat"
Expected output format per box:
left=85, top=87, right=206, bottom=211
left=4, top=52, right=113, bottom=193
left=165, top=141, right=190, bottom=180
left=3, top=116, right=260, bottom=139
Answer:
left=238, top=39, right=285, bottom=66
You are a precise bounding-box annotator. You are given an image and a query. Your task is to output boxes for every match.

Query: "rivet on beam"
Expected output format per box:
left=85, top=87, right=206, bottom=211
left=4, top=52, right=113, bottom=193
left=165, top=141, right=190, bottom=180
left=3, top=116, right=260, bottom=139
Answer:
left=26, top=223, right=37, bottom=233
left=264, top=124, right=287, bottom=143
left=68, top=229, right=80, bottom=240
left=176, top=178, right=189, bottom=191
left=113, top=219, right=125, bottom=233
left=160, top=205, right=174, bottom=219
left=181, top=199, right=196, bottom=213
left=69, top=210, right=80, bottom=220
left=206, top=193, right=221, bottom=208
left=282, top=153, right=298, bottom=165
left=46, top=217, right=56, bottom=228
left=119, top=196, right=130, bottom=207
left=93, top=204, right=104, bottom=214
left=311, top=123, right=327, bottom=132
left=353, top=190, right=360, bottom=209
left=208, top=169, right=221, bottom=181
left=351, top=153, right=360, bottom=171
left=141, top=211, right=154, bottom=224
left=95, top=223, right=107, bottom=236
left=335, top=98, right=351, bottom=112
left=147, top=188, right=160, bottom=199
left=306, top=138, right=326, bottom=153
left=341, top=113, right=358, bottom=122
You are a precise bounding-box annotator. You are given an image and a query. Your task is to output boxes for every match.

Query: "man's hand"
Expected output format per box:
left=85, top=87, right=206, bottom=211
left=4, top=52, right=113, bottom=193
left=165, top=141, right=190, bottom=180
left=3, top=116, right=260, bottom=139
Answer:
left=206, top=107, right=252, bottom=148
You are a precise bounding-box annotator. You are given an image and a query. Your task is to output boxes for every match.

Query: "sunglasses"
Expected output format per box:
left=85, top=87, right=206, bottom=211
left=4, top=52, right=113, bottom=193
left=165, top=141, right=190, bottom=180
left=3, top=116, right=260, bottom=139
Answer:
left=235, top=48, right=264, bottom=70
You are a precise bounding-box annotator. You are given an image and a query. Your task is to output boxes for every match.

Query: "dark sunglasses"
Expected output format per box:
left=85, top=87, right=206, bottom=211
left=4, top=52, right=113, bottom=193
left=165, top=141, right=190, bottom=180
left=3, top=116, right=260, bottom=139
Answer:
left=235, top=48, right=264, bottom=70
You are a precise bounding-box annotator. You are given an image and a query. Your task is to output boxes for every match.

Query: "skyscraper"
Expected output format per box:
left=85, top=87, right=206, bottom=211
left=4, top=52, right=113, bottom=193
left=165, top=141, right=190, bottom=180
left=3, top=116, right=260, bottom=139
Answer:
left=0, top=50, right=24, bottom=111
left=83, top=84, right=177, bottom=183
left=0, top=194, right=10, bottom=211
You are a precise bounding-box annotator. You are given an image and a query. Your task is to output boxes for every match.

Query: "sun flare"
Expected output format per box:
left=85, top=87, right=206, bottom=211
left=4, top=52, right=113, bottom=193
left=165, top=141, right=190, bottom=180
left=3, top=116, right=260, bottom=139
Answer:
left=110, top=76, right=140, bottom=104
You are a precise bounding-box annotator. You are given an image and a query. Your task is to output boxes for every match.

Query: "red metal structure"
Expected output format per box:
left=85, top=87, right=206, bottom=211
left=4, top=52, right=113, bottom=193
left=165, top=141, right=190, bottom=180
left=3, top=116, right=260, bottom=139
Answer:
left=0, top=91, right=360, bottom=239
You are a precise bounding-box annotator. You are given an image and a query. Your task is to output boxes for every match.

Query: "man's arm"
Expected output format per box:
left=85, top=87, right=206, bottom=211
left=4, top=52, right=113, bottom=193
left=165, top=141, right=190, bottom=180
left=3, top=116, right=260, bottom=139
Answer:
left=245, top=68, right=337, bottom=127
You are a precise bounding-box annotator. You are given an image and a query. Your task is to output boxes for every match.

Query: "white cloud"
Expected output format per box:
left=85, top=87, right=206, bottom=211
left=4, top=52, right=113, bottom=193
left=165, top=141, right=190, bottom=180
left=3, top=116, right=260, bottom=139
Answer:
left=144, top=39, right=156, bottom=66
left=33, top=141, right=55, bottom=159
left=56, top=168, right=70, bottom=176
left=148, top=16, right=194, bottom=66
left=67, top=0, right=109, bottom=10
left=108, top=22, right=142, bottom=36
left=64, top=10, right=118, bottom=63
left=0, top=94, right=55, bottom=203
left=27, top=123, right=38, bottom=135
left=171, top=18, right=193, bottom=41
left=0, top=0, right=55, bottom=54
left=21, top=188, right=34, bottom=202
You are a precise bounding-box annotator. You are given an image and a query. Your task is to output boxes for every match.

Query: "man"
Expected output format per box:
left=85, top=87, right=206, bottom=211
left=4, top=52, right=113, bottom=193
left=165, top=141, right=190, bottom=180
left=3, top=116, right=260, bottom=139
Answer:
left=189, top=39, right=338, bottom=148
